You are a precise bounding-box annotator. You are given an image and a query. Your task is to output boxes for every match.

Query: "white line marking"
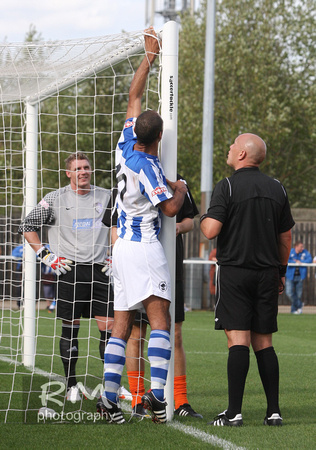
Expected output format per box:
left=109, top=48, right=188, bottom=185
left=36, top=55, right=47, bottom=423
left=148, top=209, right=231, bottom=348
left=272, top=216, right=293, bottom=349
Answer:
left=169, top=422, right=247, bottom=450
left=2, top=354, right=246, bottom=449
left=185, top=351, right=316, bottom=357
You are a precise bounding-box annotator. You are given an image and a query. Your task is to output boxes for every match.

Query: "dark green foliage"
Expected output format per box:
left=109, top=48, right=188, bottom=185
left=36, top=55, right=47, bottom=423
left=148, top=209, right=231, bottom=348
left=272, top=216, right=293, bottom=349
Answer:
left=178, top=0, right=316, bottom=207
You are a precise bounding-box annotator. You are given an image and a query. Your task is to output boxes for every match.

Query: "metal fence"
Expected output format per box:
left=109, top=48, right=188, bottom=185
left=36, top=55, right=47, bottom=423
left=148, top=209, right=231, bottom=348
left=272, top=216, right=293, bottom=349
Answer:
left=183, top=218, right=316, bottom=310
left=1, top=216, right=316, bottom=310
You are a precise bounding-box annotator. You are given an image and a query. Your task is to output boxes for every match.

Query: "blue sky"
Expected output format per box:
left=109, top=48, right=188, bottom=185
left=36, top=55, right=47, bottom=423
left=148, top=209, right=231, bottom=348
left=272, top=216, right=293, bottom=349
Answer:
left=2, top=0, right=166, bottom=43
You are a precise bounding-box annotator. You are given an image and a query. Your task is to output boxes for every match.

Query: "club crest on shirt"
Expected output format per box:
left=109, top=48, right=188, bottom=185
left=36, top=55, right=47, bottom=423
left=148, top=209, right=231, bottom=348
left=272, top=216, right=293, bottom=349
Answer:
left=95, top=202, right=103, bottom=214
left=159, top=281, right=168, bottom=292
left=124, top=121, right=133, bottom=128
left=151, top=186, right=167, bottom=197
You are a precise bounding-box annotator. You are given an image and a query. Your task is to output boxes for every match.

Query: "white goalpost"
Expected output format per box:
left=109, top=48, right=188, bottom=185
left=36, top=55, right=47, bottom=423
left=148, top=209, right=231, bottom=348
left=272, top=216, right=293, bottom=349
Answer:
left=0, top=22, right=179, bottom=423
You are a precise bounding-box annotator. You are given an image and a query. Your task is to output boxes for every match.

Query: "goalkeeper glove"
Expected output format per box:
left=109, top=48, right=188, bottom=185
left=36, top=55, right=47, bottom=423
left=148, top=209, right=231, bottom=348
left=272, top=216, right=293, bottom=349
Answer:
left=101, top=256, right=112, bottom=277
left=37, top=247, right=73, bottom=276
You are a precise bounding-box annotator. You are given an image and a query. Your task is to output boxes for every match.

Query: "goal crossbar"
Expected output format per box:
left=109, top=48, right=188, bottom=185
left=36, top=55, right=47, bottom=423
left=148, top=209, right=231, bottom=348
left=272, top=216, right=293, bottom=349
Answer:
left=1, top=31, right=146, bottom=105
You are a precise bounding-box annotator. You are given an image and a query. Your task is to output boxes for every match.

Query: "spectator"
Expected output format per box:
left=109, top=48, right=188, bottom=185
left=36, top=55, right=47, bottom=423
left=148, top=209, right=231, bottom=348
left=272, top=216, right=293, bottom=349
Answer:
left=285, top=241, right=312, bottom=314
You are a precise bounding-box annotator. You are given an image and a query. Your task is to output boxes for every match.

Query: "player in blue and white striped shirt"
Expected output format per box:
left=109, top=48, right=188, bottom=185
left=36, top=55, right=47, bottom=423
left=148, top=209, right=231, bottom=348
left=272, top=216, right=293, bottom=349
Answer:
left=98, top=27, right=187, bottom=424
left=115, top=114, right=172, bottom=243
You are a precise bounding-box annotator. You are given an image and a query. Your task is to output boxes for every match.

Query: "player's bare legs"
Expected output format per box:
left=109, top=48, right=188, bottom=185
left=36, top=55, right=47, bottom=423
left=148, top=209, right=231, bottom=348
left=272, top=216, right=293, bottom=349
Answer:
left=174, top=322, right=185, bottom=376
left=143, top=295, right=170, bottom=331
left=126, top=322, right=147, bottom=412
left=111, top=310, right=137, bottom=341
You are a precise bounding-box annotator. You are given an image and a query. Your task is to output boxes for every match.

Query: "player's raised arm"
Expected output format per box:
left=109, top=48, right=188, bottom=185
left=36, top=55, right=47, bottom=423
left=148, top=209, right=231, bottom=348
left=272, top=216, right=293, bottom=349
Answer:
left=126, top=27, right=160, bottom=120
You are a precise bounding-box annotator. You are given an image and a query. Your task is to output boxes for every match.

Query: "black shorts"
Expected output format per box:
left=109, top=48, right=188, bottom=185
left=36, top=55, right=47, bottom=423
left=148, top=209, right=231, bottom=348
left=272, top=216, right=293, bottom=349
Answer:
left=215, top=265, right=279, bottom=333
left=56, top=263, right=114, bottom=321
left=134, top=280, right=185, bottom=324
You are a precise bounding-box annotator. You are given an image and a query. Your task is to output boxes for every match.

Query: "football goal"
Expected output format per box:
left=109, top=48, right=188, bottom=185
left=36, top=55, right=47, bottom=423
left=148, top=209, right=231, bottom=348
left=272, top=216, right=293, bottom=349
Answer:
left=0, top=21, right=179, bottom=423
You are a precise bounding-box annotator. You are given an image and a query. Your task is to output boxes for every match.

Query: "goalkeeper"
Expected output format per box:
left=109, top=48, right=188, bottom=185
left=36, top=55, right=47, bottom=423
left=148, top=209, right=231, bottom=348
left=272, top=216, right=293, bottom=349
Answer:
left=18, top=152, right=115, bottom=403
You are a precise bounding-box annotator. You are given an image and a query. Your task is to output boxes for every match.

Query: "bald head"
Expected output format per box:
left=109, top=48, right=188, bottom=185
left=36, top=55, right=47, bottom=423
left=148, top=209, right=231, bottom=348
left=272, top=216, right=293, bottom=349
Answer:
left=227, top=133, right=267, bottom=169
left=239, top=133, right=266, bottom=164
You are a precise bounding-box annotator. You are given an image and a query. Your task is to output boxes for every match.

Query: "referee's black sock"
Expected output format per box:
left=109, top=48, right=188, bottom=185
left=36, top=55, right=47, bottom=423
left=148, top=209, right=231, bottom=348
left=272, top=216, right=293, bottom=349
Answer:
left=255, top=346, right=281, bottom=417
left=60, top=323, right=80, bottom=389
left=226, top=345, right=249, bottom=419
left=99, top=330, right=112, bottom=363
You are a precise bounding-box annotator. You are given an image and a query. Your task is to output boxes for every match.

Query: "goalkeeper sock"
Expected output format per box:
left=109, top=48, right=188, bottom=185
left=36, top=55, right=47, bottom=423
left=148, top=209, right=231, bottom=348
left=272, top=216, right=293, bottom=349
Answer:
left=174, top=375, right=188, bottom=409
left=99, top=330, right=112, bottom=363
left=60, top=323, right=80, bottom=389
left=226, top=345, right=249, bottom=419
left=104, top=337, right=126, bottom=403
left=148, top=330, right=171, bottom=401
left=255, top=346, right=281, bottom=417
left=127, top=371, right=145, bottom=409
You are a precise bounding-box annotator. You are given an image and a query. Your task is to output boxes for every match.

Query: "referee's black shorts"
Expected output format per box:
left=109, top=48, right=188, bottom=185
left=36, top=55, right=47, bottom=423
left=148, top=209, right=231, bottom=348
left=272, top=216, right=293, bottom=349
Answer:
left=56, top=263, right=114, bottom=321
left=134, top=279, right=185, bottom=324
left=215, top=265, right=279, bottom=333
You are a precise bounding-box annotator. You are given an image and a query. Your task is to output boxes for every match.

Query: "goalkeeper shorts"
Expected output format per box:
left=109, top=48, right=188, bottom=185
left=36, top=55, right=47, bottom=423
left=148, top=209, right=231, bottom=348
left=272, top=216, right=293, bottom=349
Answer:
left=56, top=263, right=114, bottom=320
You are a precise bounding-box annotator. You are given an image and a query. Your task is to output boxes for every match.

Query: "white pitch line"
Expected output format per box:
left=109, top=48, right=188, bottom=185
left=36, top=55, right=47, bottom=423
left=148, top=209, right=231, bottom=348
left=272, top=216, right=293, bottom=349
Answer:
left=169, top=422, right=247, bottom=450
left=1, top=355, right=245, bottom=449
left=185, top=351, right=316, bottom=357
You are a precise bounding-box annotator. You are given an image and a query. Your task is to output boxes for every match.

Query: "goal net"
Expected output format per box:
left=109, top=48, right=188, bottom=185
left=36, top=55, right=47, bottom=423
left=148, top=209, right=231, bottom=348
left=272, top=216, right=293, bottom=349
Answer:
left=0, top=22, right=178, bottom=423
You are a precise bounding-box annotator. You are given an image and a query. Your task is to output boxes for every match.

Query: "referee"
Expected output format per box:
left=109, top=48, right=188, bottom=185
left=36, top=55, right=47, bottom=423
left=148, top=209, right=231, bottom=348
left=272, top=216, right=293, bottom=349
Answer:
left=200, top=133, right=294, bottom=427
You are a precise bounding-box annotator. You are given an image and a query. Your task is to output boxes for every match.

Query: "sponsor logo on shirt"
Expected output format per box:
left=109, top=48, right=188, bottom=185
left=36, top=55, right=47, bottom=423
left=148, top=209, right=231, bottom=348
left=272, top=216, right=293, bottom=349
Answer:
left=151, top=186, right=167, bottom=197
left=124, top=121, right=133, bottom=128
left=72, top=218, right=102, bottom=230
left=72, top=219, right=93, bottom=230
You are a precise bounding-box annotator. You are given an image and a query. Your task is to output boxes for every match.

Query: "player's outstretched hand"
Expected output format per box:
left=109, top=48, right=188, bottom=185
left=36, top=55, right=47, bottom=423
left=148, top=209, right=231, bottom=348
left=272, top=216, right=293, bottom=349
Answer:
left=37, top=248, right=73, bottom=276
left=144, top=26, right=160, bottom=61
left=101, top=256, right=113, bottom=277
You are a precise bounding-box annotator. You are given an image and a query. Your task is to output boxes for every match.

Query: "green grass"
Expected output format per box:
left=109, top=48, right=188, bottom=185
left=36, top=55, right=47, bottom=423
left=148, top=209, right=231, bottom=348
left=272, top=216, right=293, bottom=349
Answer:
left=0, top=310, right=315, bottom=449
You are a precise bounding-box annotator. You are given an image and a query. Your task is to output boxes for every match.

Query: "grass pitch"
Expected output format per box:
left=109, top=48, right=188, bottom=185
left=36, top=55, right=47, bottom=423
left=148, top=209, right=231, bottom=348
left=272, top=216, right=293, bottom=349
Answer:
left=0, top=309, right=315, bottom=449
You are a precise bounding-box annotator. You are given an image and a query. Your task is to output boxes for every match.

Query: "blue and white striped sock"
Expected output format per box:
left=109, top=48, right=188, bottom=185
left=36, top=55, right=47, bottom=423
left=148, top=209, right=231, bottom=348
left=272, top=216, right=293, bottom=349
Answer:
left=148, top=329, right=171, bottom=401
left=103, top=337, right=126, bottom=404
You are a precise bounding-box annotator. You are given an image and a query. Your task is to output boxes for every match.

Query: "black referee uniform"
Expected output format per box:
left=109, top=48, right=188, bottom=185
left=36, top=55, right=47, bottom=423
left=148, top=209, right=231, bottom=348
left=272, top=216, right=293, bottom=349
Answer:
left=206, top=167, right=295, bottom=332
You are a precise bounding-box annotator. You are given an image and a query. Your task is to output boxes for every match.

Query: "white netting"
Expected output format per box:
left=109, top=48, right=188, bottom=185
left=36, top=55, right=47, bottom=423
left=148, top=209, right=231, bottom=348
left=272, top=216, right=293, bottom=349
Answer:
left=0, top=28, right=164, bottom=423
left=0, top=32, right=147, bottom=104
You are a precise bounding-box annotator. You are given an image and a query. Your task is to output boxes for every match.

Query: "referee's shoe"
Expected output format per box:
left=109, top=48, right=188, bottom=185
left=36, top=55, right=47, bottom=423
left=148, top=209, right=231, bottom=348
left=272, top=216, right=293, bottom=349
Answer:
left=96, top=396, right=125, bottom=424
left=208, top=410, right=243, bottom=427
left=263, top=413, right=283, bottom=426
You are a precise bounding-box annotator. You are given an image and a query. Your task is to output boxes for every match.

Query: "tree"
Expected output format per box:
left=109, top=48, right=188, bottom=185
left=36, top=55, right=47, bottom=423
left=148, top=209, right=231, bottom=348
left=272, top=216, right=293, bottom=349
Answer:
left=178, top=0, right=316, bottom=207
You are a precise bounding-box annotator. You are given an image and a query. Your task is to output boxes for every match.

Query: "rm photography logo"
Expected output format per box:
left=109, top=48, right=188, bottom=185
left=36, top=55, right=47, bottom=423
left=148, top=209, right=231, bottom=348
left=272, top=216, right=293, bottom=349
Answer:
left=37, top=381, right=104, bottom=423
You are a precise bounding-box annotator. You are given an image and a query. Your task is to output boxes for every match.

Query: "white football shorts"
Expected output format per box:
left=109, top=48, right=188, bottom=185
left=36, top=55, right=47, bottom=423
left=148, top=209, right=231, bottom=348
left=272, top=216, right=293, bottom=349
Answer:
left=112, top=237, right=171, bottom=311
